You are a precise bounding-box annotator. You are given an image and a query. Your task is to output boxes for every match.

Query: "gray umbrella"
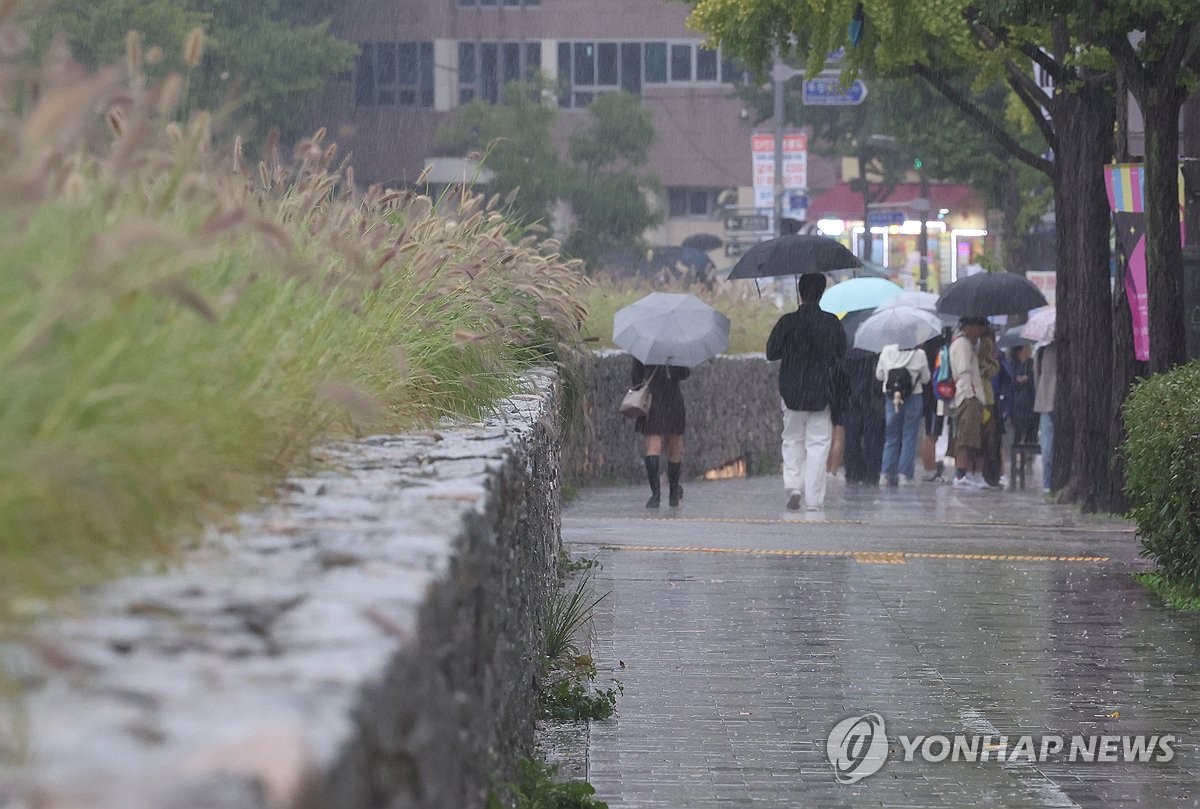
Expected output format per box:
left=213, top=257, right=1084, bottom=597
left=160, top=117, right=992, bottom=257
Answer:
left=853, top=306, right=944, bottom=352
left=613, top=292, right=730, bottom=367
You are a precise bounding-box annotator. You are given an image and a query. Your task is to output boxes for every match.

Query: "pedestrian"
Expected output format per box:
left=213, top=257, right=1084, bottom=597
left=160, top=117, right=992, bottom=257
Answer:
left=631, top=358, right=690, bottom=508
left=1009, top=344, right=1037, bottom=444
left=950, top=317, right=989, bottom=489
left=1033, top=343, right=1058, bottom=491
left=766, top=273, right=847, bottom=511
left=978, top=329, right=1006, bottom=488
left=875, top=341, right=931, bottom=486
left=838, top=348, right=885, bottom=485
left=920, top=331, right=950, bottom=481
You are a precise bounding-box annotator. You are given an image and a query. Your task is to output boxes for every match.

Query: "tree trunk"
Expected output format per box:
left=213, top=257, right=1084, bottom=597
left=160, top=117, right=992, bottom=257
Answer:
left=1051, top=83, right=1116, bottom=512
left=1138, top=79, right=1188, bottom=372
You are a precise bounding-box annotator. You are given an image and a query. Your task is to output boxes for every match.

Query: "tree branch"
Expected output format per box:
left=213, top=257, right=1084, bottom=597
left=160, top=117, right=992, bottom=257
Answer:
left=1005, top=68, right=1058, bottom=149
left=911, top=62, right=1053, bottom=176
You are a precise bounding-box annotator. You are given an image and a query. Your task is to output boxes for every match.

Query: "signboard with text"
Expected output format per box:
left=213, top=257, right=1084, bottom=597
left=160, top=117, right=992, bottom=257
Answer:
left=751, top=132, right=808, bottom=226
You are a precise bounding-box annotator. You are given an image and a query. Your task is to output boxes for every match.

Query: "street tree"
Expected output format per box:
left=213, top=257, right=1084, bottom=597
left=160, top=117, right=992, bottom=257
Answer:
left=687, top=0, right=1120, bottom=511
left=564, top=91, right=661, bottom=264
left=435, top=81, right=564, bottom=228
left=26, top=0, right=356, bottom=141
left=437, top=86, right=661, bottom=265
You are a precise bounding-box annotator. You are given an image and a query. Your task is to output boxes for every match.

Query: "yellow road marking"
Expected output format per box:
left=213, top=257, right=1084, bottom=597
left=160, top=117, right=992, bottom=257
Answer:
left=601, top=545, right=1110, bottom=564
left=591, top=515, right=1133, bottom=534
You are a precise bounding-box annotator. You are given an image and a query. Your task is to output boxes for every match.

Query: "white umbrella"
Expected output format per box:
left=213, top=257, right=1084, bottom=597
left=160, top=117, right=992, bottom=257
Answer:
left=875, top=291, right=939, bottom=311
left=612, top=292, right=730, bottom=367
left=853, top=306, right=944, bottom=352
left=877, top=290, right=958, bottom=326
left=1021, top=307, right=1056, bottom=345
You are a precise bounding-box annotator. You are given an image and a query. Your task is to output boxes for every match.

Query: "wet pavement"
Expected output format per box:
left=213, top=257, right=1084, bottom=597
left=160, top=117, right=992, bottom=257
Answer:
left=565, top=475, right=1200, bottom=808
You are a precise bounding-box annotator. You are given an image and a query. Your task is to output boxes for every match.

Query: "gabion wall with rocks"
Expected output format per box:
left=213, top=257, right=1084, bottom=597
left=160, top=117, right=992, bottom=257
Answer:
left=565, top=350, right=783, bottom=484
left=0, top=372, right=561, bottom=809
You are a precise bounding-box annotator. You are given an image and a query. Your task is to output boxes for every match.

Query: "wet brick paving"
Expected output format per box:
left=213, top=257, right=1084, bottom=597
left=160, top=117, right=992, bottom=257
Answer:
left=566, top=476, right=1200, bottom=808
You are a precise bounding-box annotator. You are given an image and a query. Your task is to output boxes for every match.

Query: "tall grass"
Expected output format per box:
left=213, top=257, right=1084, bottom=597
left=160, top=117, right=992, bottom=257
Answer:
left=583, top=277, right=784, bottom=355
left=0, top=23, right=589, bottom=628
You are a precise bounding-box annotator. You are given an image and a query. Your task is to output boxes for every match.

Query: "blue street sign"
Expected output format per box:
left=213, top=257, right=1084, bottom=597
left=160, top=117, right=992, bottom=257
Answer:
left=867, top=210, right=906, bottom=227
left=801, top=77, right=868, bottom=106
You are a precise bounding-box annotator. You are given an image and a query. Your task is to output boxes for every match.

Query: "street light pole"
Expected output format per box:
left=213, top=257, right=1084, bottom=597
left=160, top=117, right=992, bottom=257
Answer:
left=917, top=162, right=929, bottom=291
left=773, top=52, right=785, bottom=239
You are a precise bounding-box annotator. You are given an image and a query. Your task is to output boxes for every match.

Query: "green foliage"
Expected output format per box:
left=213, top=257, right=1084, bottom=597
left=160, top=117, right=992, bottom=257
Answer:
left=491, top=759, right=607, bottom=809
left=437, top=88, right=660, bottom=268
left=436, top=81, right=563, bottom=227
left=568, top=92, right=654, bottom=175
left=189, top=7, right=358, bottom=139
left=25, top=0, right=356, bottom=140
left=1132, top=572, right=1200, bottom=612
left=1122, top=361, right=1200, bottom=592
left=542, top=676, right=621, bottom=721
left=544, top=574, right=608, bottom=664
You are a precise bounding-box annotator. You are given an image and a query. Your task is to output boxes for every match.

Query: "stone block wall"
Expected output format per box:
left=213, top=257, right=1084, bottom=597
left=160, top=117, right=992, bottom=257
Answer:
left=565, top=350, right=783, bottom=484
left=0, top=372, right=562, bottom=809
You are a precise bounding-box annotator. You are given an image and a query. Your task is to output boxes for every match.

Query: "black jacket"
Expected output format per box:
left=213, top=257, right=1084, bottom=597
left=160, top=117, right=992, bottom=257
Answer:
left=766, top=303, right=847, bottom=412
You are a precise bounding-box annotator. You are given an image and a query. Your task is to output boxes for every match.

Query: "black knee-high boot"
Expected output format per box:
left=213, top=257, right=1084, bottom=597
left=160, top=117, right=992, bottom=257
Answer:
left=644, top=456, right=661, bottom=508
left=667, top=461, right=682, bottom=507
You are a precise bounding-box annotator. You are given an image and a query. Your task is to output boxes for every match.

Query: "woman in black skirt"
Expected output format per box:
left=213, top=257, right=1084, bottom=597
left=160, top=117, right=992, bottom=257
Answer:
left=632, top=358, right=690, bottom=508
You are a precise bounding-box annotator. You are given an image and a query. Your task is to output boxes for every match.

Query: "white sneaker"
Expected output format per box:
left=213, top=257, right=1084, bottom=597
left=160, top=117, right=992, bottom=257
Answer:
left=900, top=476, right=915, bottom=486
left=967, top=474, right=989, bottom=489
left=952, top=475, right=974, bottom=489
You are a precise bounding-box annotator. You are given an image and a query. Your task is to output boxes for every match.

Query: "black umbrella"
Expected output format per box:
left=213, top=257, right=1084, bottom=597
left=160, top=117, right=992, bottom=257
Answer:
left=840, top=307, right=875, bottom=343
left=936, top=271, right=1047, bottom=317
left=682, top=232, right=722, bottom=251
left=727, top=234, right=861, bottom=280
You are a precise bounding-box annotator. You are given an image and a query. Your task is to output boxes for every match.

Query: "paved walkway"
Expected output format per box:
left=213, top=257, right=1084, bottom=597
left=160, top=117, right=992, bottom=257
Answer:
left=565, top=475, right=1200, bottom=808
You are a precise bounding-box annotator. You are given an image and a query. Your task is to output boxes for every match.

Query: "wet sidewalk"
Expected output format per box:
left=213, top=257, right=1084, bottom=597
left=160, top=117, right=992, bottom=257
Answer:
left=565, top=475, right=1200, bottom=808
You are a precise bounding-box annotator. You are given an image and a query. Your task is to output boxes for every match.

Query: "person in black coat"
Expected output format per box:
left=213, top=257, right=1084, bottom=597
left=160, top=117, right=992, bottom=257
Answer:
left=838, top=348, right=885, bottom=485
left=632, top=359, right=691, bottom=508
left=766, top=273, right=847, bottom=511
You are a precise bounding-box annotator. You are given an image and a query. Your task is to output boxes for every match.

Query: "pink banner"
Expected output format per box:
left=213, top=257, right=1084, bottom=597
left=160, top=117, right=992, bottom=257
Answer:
left=1104, top=165, right=1150, bottom=361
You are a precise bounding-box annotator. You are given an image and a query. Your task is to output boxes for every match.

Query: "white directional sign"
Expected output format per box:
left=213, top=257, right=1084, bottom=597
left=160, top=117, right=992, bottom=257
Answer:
left=801, top=77, right=868, bottom=106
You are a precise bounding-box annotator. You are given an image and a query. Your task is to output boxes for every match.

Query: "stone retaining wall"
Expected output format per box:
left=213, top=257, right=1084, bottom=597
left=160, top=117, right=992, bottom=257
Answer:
left=0, top=371, right=562, bottom=809
left=565, top=350, right=783, bottom=484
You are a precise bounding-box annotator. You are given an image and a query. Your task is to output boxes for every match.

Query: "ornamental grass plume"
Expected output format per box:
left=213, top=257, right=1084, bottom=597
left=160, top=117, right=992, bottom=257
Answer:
left=0, top=21, right=589, bottom=650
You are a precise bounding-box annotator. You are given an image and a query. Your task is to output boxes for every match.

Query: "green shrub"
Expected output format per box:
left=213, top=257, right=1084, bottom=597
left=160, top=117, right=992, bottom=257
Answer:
left=542, top=676, right=621, bottom=721
left=1122, top=361, right=1200, bottom=595
left=489, top=758, right=607, bottom=809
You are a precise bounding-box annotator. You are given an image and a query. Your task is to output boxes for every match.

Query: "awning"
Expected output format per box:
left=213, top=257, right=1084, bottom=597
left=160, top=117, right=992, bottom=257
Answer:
left=809, top=182, right=978, bottom=221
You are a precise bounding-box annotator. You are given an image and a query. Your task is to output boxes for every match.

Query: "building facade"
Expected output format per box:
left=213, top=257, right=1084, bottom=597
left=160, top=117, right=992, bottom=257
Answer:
left=307, top=0, right=777, bottom=250
left=306, top=0, right=989, bottom=280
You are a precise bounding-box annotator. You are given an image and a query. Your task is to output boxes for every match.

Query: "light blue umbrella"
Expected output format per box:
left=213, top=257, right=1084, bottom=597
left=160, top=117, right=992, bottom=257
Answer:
left=819, top=277, right=904, bottom=314
left=613, top=292, right=730, bottom=367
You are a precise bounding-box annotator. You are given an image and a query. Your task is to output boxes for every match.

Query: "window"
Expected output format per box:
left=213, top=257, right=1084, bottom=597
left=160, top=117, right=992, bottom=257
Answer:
left=667, top=187, right=721, bottom=218
left=459, top=41, right=542, bottom=104
left=355, top=41, right=434, bottom=107
left=557, top=40, right=727, bottom=108
left=670, top=44, right=692, bottom=81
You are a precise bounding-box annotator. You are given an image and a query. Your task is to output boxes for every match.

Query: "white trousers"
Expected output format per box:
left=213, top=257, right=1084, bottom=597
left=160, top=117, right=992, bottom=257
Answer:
left=781, top=404, right=832, bottom=507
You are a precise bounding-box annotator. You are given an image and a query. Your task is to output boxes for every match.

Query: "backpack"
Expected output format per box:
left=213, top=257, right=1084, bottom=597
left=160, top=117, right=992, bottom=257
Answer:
left=885, top=365, right=914, bottom=406
left=932, top=343, right=956, bottom=401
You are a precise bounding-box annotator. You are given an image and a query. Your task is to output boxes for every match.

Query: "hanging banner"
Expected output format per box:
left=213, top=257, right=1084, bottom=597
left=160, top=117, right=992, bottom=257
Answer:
left=1104, top=163, right=1187, bottom=362
left=1104, top=164, right=1150, bottom=361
